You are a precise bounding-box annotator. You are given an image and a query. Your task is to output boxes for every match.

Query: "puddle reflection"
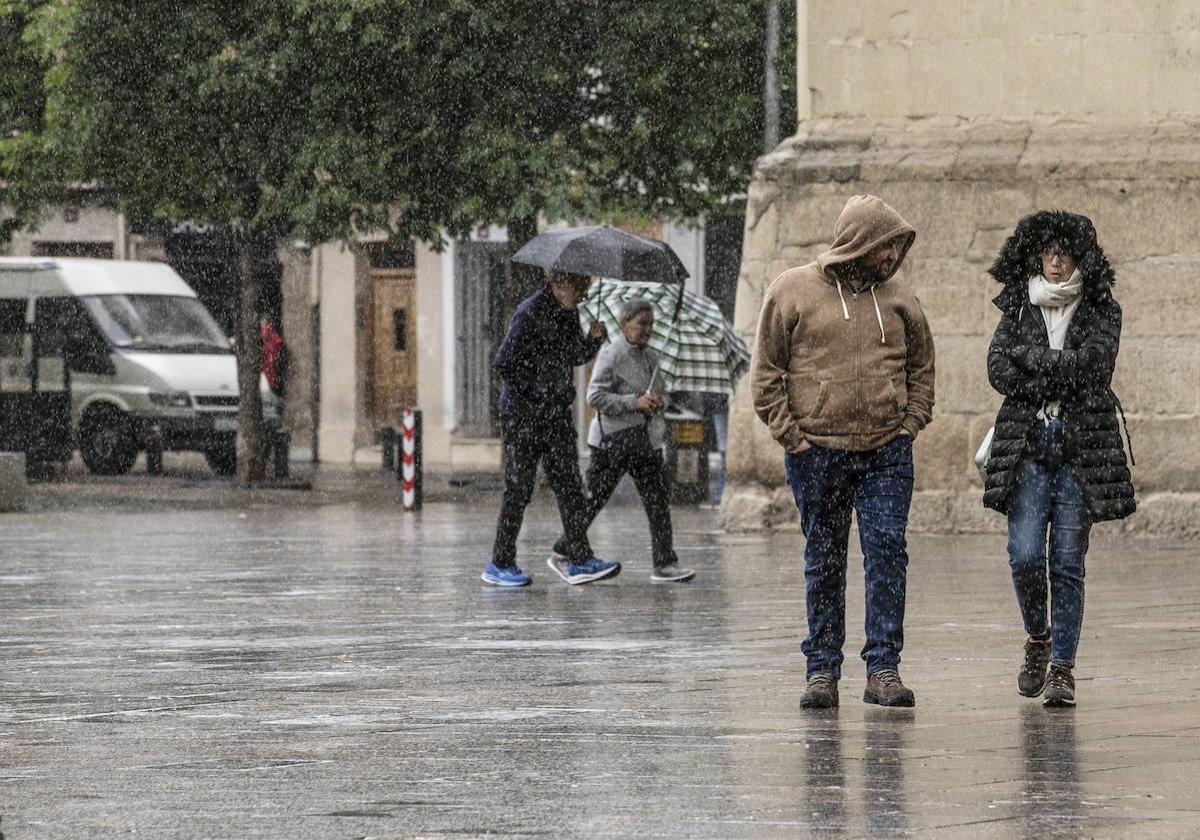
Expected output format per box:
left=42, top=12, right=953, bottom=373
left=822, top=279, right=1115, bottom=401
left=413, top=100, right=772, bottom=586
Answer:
left=803, top=712, right=847, bottom=835
left=863, top=708, right=912, bottom=836
left=1018, top=704, right=1081, bottom=836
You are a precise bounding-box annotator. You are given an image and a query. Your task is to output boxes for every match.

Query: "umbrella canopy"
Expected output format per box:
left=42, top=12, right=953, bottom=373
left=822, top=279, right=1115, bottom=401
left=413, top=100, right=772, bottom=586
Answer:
left=511, top=225, right=689, bottom=284
left=579, top=280, right=750, bottom=395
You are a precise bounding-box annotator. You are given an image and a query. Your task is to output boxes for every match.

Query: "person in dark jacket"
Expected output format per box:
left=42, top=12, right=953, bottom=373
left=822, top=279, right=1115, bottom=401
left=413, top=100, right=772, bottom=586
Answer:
left=984, top=210, right=1135, bottom=707
left=481, top=271, right=621, bottom=588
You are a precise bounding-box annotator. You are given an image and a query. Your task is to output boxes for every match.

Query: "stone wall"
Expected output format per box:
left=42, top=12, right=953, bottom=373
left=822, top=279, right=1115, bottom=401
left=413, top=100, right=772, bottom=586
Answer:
left=807, top=1, right=1200, bottom=119
left=723, top=116, right=1200, bottom=536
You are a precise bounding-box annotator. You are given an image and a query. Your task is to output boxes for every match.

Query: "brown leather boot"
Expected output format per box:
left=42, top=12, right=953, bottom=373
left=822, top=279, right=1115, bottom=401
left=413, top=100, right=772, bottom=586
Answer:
left=800, top=673, right=839, bottom=709
left=863, top=669, right=915, bottom=707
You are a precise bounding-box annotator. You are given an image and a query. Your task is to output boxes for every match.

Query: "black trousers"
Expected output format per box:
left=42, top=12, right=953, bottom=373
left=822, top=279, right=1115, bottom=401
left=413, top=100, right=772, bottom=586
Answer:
left=491, top=418, right=593, bottom=568
left=556, top=441, right=678, bottom=569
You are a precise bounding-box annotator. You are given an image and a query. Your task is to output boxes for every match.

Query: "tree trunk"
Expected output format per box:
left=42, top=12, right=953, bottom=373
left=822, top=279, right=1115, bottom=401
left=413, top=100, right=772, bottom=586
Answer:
left=503, top=214, right=542, bottom=320
left=234, top=228, right=268, bottom=483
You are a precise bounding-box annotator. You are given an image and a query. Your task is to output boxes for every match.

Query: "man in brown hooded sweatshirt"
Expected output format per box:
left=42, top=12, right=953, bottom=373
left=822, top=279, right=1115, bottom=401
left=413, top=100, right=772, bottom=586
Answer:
left=751, top=195, right=935, bottom=708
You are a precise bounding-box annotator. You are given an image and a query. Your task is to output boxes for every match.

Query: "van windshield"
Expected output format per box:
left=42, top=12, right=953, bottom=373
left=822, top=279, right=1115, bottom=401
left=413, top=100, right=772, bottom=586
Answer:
left=80, top=295, right=232, bottom=354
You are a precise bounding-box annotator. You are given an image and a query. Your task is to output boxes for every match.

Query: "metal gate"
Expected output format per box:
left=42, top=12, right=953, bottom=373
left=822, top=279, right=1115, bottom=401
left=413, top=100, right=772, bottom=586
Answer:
left=455, top=241, right=507, bottom=437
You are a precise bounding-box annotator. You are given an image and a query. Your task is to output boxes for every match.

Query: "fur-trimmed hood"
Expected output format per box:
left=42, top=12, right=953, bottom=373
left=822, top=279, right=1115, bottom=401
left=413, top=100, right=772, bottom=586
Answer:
left=989, top=210, right=1115, bottom=312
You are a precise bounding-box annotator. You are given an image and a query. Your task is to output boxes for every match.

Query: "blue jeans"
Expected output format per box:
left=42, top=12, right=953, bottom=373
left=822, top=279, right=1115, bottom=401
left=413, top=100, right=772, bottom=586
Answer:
left=710, top=409, right=728, bottom=504
left=1007, top=420, right=1090, bottom=667
left=784, top=435, right=914, bottom=679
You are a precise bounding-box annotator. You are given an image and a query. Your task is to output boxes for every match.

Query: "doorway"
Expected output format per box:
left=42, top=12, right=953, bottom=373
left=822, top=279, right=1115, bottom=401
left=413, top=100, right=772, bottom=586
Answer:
left=370, top=269, right=417, bottom=429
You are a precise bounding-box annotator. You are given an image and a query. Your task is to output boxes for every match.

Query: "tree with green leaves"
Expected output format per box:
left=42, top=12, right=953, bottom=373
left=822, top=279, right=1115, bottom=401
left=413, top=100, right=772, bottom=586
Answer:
left=2, top=0, right=793, bottom=480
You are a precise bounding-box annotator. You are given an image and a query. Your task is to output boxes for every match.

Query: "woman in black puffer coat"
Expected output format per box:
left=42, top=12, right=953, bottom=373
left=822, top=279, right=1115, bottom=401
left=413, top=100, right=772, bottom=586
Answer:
left=984, top=210, right=1135, bottom=708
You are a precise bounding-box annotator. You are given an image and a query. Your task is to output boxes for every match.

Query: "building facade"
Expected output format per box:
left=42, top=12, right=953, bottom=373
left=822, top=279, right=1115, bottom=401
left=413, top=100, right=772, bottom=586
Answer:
left=724, top=0, right=1200, bottom=536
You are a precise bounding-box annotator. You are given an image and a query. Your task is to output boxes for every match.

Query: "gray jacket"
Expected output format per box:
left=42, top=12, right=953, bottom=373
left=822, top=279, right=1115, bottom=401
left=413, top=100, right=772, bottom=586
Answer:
left=587, top=334, right=667, bottom=449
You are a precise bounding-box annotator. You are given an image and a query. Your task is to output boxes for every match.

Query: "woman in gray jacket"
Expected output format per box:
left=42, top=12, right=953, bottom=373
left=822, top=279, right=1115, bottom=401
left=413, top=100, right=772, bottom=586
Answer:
left=549, top=299, right=695, bottom=583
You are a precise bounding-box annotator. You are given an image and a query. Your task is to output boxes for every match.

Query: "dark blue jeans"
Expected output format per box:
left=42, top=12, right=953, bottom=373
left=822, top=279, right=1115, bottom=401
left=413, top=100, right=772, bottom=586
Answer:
left=1007, top=420, right=1090, bottom=667
left=784, top=435, right=914, bottom=679
left=491, top=417, right=593, bottom=568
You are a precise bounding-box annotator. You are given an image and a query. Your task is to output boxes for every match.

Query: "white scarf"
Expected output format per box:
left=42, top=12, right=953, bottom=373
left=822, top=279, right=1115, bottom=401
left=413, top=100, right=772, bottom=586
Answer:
left=1028, top=269, right=1083, bottom=420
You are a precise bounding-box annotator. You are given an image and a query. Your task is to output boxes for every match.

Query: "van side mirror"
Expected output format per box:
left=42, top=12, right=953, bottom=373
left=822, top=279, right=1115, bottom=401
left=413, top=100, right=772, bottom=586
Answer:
left=64, top=335, right=115, bottom=376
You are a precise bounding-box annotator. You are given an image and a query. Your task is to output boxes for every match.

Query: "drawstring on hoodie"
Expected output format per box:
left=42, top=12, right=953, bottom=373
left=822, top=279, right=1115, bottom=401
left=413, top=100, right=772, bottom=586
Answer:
left=834, top=280, right=850, bottom=321
left=834, top=279, right=886, bottom=343
left=870, top=287, right=886, bottom=344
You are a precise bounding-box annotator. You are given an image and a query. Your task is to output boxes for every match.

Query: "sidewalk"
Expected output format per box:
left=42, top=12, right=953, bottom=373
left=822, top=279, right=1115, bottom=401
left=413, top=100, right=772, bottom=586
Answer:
left=1, top=474, right=1198, bottom=837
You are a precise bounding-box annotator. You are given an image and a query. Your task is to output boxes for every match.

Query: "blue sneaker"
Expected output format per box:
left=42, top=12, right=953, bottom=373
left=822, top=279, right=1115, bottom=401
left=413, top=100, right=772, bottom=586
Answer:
left=481, top=561, right=532, bottom=587
left=546, top=555, right=621, bottom=585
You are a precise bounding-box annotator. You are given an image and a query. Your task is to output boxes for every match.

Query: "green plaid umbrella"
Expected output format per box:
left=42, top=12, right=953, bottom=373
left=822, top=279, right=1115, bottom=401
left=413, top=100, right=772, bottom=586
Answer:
left=578, top=280, right=750, bottom=394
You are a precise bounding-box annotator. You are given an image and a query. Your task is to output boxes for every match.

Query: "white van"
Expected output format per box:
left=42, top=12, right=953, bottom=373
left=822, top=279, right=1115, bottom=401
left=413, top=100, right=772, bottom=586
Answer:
left=0, top=257, right=278, bottom=475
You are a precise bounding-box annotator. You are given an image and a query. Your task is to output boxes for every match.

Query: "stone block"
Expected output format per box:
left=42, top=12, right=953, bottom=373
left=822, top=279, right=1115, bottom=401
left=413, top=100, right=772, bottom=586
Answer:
left=908, top=490, right=954, bottom=534
left=0, top=453, right=28, bottom=513
left=1116, top=256, right=1200, bottom=336
left=1125, top=417, right=1200, bottom=493
left=1019, top=121, right=1153, bottom=182
left=965, top=228, right=1014, bottom=266
left=953, top=121, right=1031, bottom=181
left=733, top=259, right=772, bottom=334
left=1116, top=337, right=1199, bottom=416
left=884, top=182, right=1033, bottom=259
left=775, top=191, right=852, bottom=248
left=913, top=413, right=975, bottom=492
left=932, top=335, right=996, bottom=414
left=1031, top=182, right=1200, bottom=260
left=726, top=382, right=761, bottom=481
left=859, top=125, right=966, bottom=183
left=719, top=483, right=774, bottom=532
left=741, top=195, right=782, bottom=266
left=1148, top=120, right=1200, bottom=179
left=909, top=258, right=993, bottom=336
left=746, top=485, right=801, bottom=532
left=1126, top=492, right=1200, bottom=539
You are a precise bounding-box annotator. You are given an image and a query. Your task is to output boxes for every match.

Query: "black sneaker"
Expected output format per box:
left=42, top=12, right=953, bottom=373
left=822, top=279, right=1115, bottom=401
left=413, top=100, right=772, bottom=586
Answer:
left=863, top=669, right=915, bottom=707
left=651, top=564, right=695, bottom=582
left=1043, top=664, right=1076, bottom=707
left=1018, top=636, right=1052, bottom=697
left=800, top=673, right=839, bottom=709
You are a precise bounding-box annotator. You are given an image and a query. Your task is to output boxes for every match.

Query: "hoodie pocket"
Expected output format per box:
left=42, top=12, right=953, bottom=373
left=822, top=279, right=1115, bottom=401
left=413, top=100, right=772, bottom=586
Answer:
left=788, top=376, right=829, bottom=422
left=862, top=376, right=906, bottom=431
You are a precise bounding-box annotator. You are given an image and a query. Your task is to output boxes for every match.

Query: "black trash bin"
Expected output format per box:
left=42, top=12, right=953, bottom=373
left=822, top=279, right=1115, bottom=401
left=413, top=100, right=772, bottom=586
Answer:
left=664, top=408, right=709, bottom=505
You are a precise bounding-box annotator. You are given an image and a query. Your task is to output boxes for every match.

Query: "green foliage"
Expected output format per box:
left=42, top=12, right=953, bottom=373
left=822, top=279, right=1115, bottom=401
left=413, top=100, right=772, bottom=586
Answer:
left=1, top=0, right=795, bottom=242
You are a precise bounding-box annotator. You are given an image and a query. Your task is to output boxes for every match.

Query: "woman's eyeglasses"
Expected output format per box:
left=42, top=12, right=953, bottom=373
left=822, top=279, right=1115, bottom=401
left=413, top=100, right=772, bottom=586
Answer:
left=1040, top=245, right=1072, bottom=262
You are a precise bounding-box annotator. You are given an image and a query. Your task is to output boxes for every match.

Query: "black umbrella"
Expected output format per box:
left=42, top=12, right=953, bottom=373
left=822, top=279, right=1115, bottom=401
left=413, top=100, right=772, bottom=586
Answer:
left=510, top=225, right=689, bottom=284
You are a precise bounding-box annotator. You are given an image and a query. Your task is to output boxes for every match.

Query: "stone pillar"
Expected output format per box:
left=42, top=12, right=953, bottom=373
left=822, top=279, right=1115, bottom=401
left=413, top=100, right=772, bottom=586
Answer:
left=723, top=117, right=1200, bottom=536
left=317, top=242, right=362, bottom=463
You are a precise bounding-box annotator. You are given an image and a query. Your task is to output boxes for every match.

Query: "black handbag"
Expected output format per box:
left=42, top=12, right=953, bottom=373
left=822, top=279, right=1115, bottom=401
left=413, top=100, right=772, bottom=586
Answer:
left=599, top=416, right=652, bottom=459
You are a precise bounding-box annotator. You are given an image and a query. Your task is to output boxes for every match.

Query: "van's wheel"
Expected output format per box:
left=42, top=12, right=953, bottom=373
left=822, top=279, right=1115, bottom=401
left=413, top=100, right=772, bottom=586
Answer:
left=204, top=441, right=238, bottom=476
left=80, top=407, right=138, bottom=476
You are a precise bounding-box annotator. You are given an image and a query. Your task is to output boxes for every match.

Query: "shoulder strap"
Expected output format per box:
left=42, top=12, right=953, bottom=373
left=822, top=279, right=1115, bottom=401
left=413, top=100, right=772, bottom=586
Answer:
left=1109, top=388, right=1136, bottom=467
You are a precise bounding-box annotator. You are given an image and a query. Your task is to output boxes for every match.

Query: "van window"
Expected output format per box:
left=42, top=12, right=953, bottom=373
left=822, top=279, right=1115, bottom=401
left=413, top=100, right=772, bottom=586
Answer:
left=33, top=296, right=99, bottom=356
left=0, top=299, right=27, bottom=357
left=79, top=294, right=231, bottom=354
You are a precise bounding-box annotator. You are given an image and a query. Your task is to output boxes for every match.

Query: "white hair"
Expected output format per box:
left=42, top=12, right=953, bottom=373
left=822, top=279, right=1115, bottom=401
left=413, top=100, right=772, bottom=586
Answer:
left=618, top=299, right=654, bottom=324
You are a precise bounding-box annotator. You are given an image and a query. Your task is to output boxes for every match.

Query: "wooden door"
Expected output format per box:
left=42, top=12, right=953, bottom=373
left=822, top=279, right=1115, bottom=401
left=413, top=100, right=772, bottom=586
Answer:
left=371, top=270, right=417, bottom=429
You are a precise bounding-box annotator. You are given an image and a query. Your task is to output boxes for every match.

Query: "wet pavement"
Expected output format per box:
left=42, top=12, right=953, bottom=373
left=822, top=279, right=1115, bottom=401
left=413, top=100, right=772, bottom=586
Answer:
left=2, top=465, right=1200, bottom=838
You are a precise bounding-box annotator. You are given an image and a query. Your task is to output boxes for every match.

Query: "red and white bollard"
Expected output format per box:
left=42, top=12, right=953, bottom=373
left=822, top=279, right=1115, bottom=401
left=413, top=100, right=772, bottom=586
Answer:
left=401, top=408, right=422, bottom=511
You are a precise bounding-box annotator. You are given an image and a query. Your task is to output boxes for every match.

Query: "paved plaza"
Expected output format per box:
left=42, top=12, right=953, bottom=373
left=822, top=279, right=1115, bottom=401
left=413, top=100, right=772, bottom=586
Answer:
left=2, top=466, right=1199, bottom=838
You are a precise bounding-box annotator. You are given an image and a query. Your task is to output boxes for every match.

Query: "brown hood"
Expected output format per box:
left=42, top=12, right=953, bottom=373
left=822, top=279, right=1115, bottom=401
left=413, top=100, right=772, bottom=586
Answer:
left=816, top=195, right=916, bottom=285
